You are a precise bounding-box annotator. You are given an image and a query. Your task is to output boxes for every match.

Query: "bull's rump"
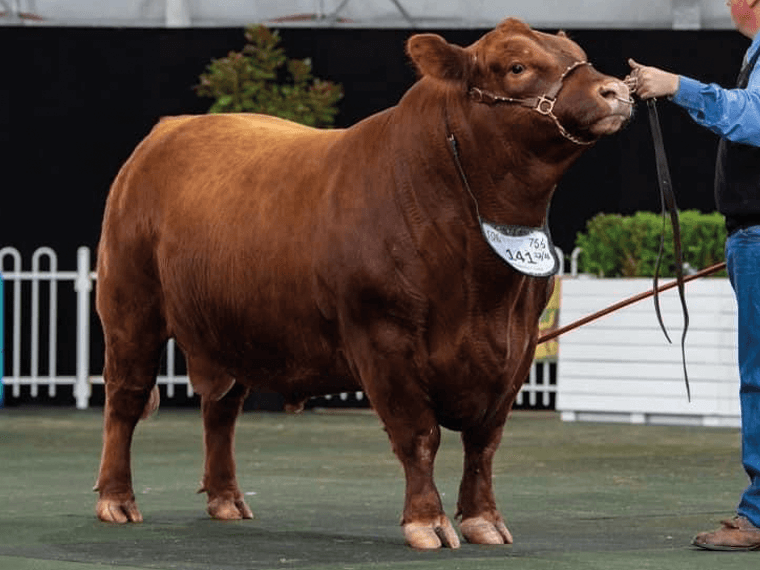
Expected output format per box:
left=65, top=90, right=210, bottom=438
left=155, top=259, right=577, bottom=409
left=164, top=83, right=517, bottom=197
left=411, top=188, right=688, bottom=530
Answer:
left=98, top=113, right=367, bottom=385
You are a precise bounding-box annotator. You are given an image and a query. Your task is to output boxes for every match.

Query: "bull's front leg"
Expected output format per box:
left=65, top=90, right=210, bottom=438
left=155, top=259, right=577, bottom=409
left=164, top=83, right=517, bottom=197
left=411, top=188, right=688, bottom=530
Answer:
left=382, top=412, right=461, bottom=549
left=198, top=380, right=253, bottom=520
left=359, top=373, right=459, bottom=550
left=345, top=314, right=459, bottom=548
left=456, top=420, right=513, bottom=545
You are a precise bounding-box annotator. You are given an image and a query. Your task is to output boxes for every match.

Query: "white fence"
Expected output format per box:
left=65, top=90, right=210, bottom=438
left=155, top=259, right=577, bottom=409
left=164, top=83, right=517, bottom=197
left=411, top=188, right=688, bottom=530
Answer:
left=1, top=246, right=93, bottom=408
left=0, top=246, right=556, bottom=410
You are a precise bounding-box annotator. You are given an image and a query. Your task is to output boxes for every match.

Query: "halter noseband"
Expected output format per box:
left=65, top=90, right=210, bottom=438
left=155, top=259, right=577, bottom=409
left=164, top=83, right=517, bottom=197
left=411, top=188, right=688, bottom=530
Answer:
left=468, top=60, right=594, bottom=146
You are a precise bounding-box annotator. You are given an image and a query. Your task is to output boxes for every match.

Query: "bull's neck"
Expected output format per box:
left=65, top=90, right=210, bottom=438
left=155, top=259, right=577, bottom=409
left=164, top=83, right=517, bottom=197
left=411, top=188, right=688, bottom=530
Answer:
left=437, top=87, right=585, bottom=228
left=373, top=82, right=579, bottom=284
left=378, top=80, right=585, bottom=235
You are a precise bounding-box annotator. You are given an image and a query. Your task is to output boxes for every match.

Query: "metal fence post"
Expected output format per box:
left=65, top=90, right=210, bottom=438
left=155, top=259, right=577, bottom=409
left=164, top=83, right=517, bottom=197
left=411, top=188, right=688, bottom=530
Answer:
left=0, top=247, right=21, bottom=398
left=31, top=247, right=59, bottom=398
left=74, top=246, right=92, bottom=410
left=1, top=273, right=4, bottom=408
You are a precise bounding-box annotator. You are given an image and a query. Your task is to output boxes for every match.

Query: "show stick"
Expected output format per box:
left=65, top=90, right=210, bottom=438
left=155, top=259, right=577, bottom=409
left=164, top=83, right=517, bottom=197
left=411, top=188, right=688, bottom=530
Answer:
left=537, top=261, right=727, bottom=345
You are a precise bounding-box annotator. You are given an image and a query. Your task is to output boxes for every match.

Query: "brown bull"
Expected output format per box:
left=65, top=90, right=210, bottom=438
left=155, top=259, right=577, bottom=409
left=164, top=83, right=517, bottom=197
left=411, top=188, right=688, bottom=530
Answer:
left=94, top=18, right=631, bottom=549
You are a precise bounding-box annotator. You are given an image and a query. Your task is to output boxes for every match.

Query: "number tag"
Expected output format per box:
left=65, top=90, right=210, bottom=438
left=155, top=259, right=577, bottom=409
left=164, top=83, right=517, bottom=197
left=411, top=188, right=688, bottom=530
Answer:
left=481, top=221, right=559, bottom=277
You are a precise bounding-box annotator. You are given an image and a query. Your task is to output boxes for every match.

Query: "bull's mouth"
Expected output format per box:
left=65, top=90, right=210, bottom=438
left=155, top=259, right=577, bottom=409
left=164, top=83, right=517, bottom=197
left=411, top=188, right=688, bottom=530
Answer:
left=589, top=112, right=631, bottom=136
left=568, top=112, right=631, bottom=144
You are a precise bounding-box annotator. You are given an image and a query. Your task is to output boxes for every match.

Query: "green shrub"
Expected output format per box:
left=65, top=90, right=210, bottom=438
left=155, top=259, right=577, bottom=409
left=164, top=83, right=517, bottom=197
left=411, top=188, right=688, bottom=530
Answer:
left=195, top=24, right=343, bottom=127
left=574, top=210, right=726, bottom=277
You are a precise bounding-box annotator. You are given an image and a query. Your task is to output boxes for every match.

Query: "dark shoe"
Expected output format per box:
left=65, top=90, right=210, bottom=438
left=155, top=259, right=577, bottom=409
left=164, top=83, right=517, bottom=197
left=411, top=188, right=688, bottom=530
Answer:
left=692, top=515, right=760, bottom=551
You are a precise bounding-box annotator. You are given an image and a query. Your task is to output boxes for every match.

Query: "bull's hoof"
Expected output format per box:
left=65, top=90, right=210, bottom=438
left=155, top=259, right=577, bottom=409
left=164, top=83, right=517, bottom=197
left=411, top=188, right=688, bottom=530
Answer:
left=207, top=496, right=254, bottom=520
left=403, top=517, right=461, bottom=550
left=96, top=498, right=143, bottom=524
left=460, top=516, right=513, bottom=545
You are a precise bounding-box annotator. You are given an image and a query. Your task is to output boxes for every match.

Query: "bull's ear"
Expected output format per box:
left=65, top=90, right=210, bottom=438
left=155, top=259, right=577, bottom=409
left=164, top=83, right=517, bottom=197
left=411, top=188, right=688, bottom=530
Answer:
left=557, top=30, right=568, bottom=38
left=407, top=33, right=469, bottom=82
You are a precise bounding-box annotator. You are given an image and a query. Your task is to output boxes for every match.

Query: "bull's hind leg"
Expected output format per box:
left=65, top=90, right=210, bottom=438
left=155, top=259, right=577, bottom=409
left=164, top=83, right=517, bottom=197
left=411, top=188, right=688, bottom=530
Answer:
left=94, top=244, right=168, bottom=524
left=190, top=358, right=253, bottom=520
left=95, top=334, right=166, bottom=523
left=456, top=419, right=513, bottom=545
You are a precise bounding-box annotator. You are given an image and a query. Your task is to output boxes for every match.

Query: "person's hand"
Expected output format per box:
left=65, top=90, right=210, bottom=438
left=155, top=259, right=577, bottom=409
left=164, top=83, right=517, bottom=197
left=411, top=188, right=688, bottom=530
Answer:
left=626, top=58, right=680, bottom=99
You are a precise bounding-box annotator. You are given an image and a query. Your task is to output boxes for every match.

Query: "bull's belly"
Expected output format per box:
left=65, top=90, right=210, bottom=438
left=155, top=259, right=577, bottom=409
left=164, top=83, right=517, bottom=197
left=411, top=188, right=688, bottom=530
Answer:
left=235, top=367, right=361, bottom=409
left=230, top=348, right=359, bottom=398
left=172, top=322, right=361, bottom=405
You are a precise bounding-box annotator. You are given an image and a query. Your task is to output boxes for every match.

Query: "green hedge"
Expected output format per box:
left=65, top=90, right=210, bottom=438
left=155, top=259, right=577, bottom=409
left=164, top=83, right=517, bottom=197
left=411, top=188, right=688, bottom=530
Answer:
left=574, top=210, right=726, bottom=277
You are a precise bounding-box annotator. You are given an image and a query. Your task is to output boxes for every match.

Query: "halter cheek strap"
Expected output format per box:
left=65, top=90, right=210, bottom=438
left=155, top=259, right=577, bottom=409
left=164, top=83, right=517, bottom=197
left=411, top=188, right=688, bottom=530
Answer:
left=468, top=61, right=594, bottom=146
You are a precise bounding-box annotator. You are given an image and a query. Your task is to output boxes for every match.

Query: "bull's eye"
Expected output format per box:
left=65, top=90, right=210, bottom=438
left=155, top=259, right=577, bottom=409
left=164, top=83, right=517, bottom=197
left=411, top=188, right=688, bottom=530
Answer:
left=510, top=64, right=525, bottom=75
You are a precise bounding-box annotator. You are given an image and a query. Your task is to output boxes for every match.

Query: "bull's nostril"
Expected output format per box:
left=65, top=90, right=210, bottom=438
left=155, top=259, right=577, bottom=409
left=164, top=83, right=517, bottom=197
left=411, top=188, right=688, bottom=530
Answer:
left=599, top=82, right=632, bottom=105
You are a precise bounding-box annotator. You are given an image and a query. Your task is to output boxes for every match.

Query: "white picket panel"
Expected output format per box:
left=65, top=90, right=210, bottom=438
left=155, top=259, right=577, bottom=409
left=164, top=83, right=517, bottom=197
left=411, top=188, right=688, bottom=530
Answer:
left=0, top=246, right=89, bottom=407
left=557, top=276, right=741, bottom=427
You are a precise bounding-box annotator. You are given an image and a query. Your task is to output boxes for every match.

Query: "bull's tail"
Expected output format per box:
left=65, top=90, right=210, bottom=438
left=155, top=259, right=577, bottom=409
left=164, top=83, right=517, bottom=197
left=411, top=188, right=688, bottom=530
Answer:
left=141, top=385, right=161, bottom=419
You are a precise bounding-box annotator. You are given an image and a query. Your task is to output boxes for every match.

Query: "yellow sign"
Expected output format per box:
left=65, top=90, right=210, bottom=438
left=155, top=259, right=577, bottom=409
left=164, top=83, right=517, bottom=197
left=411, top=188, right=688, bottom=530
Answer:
left=535, top=278, right=560, bottom=360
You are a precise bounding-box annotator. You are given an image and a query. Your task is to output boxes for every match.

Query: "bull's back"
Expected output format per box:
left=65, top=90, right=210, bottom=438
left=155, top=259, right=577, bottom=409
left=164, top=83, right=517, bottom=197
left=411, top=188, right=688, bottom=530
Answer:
left=120, top=113, right=340, bottom=219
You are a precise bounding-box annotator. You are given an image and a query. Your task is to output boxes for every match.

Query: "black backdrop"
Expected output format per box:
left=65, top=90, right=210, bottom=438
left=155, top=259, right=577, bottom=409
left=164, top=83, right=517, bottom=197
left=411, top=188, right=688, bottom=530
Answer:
left=0, top=25, right=750, bottom=406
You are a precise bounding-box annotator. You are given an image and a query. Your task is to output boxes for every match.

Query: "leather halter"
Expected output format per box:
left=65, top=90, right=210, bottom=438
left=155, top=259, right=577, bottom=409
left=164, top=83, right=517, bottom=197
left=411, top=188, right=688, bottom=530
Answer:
left=468, top=61, right=594, bottom=146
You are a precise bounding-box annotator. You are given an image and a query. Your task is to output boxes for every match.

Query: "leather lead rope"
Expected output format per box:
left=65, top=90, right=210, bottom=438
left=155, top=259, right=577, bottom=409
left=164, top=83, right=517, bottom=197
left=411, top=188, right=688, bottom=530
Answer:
left=647, top=99, right=691, bottom=401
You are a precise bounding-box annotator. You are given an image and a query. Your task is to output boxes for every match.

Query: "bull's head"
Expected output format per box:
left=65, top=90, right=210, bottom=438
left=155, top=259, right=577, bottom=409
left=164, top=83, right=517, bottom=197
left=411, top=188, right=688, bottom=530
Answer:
left=407, top=18, right=632, bottom=147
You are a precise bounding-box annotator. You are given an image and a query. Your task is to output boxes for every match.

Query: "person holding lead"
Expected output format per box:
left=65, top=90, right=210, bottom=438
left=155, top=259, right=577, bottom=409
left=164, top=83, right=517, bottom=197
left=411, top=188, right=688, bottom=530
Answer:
left=627, top=0, right=760, bottom=551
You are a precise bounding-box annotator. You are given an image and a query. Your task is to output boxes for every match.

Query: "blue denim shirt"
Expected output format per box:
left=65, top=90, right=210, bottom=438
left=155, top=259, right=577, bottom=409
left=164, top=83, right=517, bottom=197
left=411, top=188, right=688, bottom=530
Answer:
left=671, top=33, right=760, bottom=146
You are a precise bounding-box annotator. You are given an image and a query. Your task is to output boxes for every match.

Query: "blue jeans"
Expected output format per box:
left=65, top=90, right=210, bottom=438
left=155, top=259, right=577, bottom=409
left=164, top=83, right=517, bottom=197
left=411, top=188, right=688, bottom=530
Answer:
left=726, top=226, right=760, bottom=528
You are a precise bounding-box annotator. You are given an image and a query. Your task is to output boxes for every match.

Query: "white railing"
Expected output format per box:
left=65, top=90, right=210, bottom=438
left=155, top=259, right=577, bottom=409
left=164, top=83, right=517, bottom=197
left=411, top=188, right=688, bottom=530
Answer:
left=1, top=246, right=93, bottom=408
left=516, top=358, right=556, bottom=408
left=0, top=246, right=557, bottom=410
